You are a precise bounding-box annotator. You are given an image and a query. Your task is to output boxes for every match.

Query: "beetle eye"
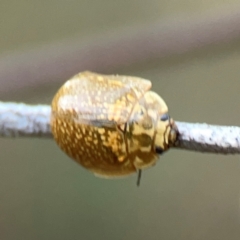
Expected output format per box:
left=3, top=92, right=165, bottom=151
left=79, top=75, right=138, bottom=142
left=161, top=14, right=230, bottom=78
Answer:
left=160, top=113, right=169, bottom=121
left=155, top=147, right=164, bottom=154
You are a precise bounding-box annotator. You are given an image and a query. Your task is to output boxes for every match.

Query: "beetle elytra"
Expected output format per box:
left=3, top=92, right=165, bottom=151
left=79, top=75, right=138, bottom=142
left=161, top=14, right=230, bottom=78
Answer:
left=51, top=71, right=178, bottom=181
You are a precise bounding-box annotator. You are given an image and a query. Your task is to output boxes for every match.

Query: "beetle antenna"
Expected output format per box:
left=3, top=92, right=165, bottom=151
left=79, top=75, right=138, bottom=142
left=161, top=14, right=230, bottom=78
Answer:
left=137, top=170, right=142, bottom=187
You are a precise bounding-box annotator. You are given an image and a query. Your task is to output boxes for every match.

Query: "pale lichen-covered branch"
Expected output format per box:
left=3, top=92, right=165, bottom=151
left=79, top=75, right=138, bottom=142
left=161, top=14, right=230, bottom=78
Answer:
left=0, top=102, right=240, bottom=155
left=174, top=122, right=240, bottom=154
left=0, top=102, right=51, bottom=138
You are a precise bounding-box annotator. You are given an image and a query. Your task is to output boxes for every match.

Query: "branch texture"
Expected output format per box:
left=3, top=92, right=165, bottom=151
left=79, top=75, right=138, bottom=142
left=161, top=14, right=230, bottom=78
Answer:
left=174, top=122, right=240, bottom=154
left=0, top=102, right=240, bottom=155
left=0, top=102, right=51, bottom=138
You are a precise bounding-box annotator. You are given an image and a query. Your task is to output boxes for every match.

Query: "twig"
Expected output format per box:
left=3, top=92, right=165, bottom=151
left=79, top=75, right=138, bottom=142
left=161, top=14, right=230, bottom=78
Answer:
left=1, top=102, right=240, bottom=155
left=0, top=102, right=51, bottom=138
left=1, top=5, right=240, bottom=97
left=174, top=122, right=240, bottom=154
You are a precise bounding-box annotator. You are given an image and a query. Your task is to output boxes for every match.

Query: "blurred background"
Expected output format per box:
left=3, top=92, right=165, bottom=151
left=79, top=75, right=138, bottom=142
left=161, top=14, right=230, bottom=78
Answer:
left=1, top=1, right=240, bottom=239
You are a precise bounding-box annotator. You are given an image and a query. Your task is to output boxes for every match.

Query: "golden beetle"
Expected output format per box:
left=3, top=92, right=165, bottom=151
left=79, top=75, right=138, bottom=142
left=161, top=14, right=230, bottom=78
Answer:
left=51, top=71, right=178, bottom=183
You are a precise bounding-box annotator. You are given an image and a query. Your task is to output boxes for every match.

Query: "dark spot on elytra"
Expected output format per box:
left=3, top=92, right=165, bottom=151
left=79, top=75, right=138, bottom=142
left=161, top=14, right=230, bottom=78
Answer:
left=134, top=133, right=152, bottom=147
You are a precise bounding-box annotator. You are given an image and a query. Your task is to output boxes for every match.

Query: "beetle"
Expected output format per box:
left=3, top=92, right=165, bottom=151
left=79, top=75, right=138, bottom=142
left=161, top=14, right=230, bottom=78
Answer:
left=51, top=71, right=178, bottom=184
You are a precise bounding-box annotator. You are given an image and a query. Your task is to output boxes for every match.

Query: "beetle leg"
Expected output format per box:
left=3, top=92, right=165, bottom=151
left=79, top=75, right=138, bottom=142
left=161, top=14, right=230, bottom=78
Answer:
left=136, top=170, right=142, bottom=186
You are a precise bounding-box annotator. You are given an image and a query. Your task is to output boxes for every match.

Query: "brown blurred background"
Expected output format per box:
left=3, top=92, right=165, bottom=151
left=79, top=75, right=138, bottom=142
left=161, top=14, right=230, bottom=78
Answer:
left=1, top=1, right=240, bottom=240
